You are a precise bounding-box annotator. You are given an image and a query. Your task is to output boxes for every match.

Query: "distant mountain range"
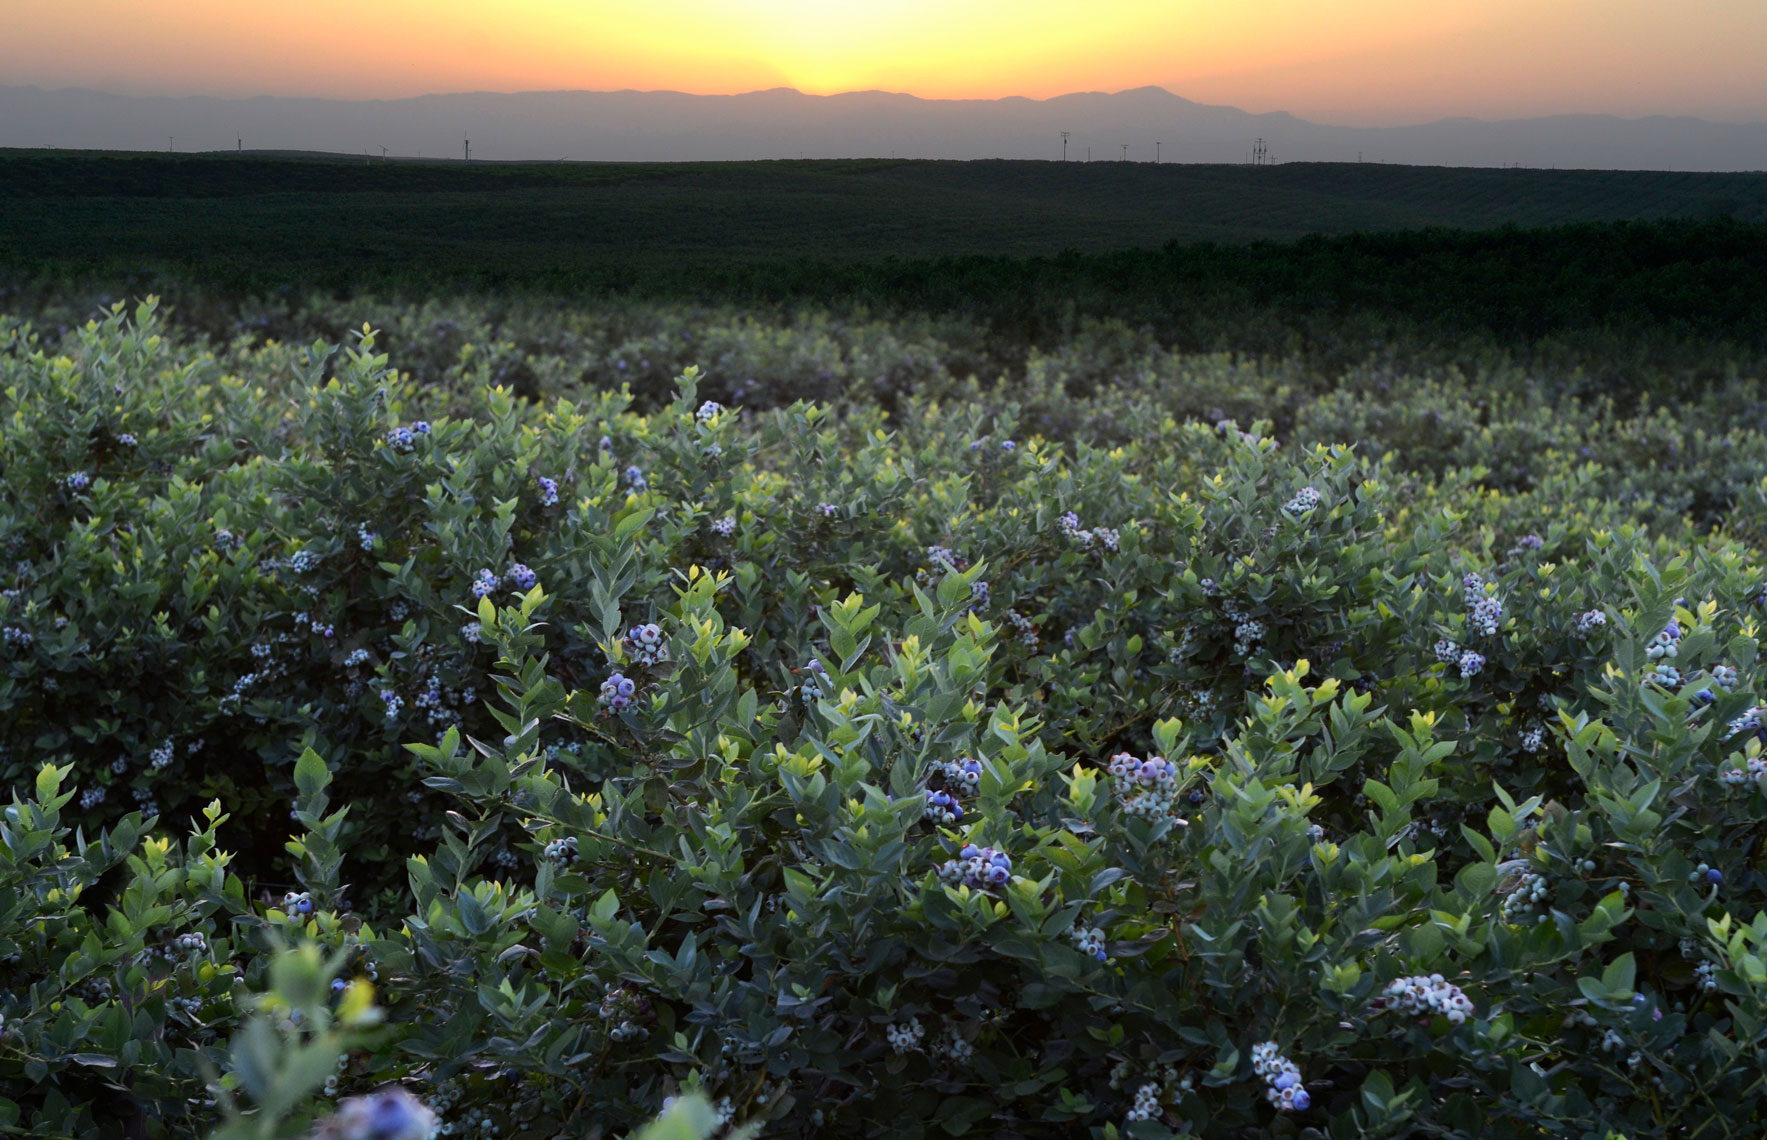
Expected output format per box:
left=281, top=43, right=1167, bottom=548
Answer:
left=4, top=84, right=1765, bottom=170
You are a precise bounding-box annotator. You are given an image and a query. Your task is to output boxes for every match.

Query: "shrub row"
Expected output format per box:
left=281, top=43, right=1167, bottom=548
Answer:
left=2, top=301, right=1767, bottom=1138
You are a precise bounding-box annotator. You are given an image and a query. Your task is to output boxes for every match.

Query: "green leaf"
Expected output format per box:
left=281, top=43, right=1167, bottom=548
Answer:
left=293, top=749, right=331, bottom=801
left=34, top=763, right=60, bottom=805
left=614, top=509, right=654, bottom=544
left=1455, top=861, right=1496, bottom=900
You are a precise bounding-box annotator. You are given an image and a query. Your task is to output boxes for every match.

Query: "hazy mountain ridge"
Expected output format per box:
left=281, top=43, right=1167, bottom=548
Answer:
left=3, top=83, right=1764, bottom=169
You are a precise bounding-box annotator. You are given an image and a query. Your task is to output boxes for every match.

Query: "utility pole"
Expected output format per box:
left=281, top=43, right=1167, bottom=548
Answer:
left=168, top=136, right=174, bottom=153
left=1120, top=144, right=1128, bottom=162
left=1156, top=141, right=1161, bottom=163
left=464, top=137, right=470, bottom=162
left=1061, top=131, right=1069, bottom=161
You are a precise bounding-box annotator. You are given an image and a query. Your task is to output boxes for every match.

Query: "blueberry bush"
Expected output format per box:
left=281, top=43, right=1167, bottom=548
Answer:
left=3, top=298, right=1767, bottom=1138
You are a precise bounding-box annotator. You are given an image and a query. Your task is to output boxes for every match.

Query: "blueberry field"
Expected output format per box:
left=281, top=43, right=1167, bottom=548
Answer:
left=5, top=275, right=1767, bottom=1140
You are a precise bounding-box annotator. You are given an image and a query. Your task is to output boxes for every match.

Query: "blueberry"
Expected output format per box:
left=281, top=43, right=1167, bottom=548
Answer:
left=364, top=1090, right=429, bottom=1139
left=1707, top=868, right=1723, bottom=885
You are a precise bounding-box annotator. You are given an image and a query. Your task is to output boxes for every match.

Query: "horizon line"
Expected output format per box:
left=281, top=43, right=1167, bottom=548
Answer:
left=8, top=82, right=1767, bottom=131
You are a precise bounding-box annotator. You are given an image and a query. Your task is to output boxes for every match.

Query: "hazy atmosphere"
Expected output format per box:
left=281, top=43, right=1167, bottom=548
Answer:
left=5, top=0, right=1767, bottom=167
left=8, top=84, right=1767, bottom=169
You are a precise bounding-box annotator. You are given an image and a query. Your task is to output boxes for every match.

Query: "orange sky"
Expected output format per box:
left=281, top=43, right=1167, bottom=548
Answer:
left=5, top=0, right=1764, bottom=125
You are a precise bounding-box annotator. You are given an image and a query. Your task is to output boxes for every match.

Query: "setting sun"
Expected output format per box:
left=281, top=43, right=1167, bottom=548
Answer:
left=4, top=0, right=1764, bottom=124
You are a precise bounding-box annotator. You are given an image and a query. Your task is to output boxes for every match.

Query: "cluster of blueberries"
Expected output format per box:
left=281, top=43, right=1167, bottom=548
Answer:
left=1250, top=1041, right=1311, bottom=1112
left=1219, top=599, right=1266, bottom=658
left=599, top=983, right=652, bottom=1044
left=599, top=673, right=637, bottom=713
left=382, top=422, right=431, bottom=453
left=795, top=657, right=827, bottom=706
left=1688, top=862, right=1724, bottom=887
left=694, top=400, right=725, bottom=425
left=469, top=564, right=537, bottom=598
left=1500, top=871, right=1550, bottom=923
left=542, top=836, right=578, bottom=866
left=1574, top=608, right=1608, bottom=637
left=1070, top=924, right=1108, bottom=962
left=625, top=622, right=668, bottom=667
left=1718, top=749, right=1767, bottom=786
left=1462, top=573, right=1505, bottom=638
left=1380, top=974, right=1475, bottom=1025
left=535, top=475, right=559, bottom=507
left=710, top=515, right=736, bottom=537
left=1645, top=619, right=1683, bottom=661
left=1433, top=637, right=1486, bottom=680
left=1105, top=751, right=1183, bottom=819
left=314, top=1087, right=436, bottom=1140
left=282, top=891, right=316, bottom=916
left=1058, top=511, right=1121, bottom=553
left=1645, top=663, right=1683, bottom=690
left=923, top=755, right=985, bottom=825
left=1123, top=1082, right=1163, bottom=1123
left=1724, top=703, right=1767, bottom=744
left=885, top=1017, right=926, bottom=1053
left=937, top=843, right=1013, bottom=890
left=923, top=789, right=963, bottom=825
left=1282, top=486, right=1321, bottom=517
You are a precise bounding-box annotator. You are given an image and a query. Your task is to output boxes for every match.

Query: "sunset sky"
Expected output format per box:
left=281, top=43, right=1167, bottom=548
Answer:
left=5, top=0, right=1765, bottom=126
